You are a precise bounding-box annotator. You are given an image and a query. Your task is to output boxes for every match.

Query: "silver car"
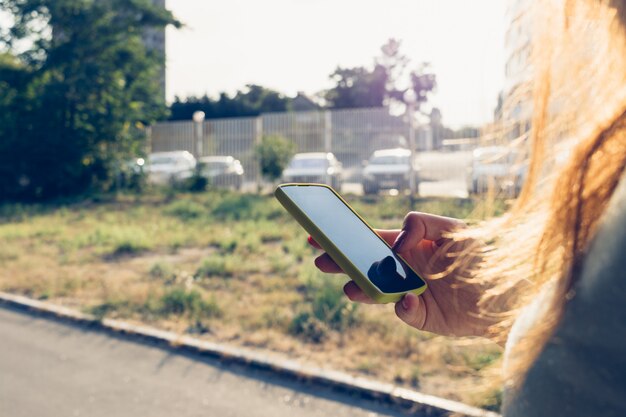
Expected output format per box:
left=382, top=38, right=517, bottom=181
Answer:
left=362, top=148, right=419, bottom=195
left=467, top=146, right=527, bottom=195
left=146, top=151, right=196, bottom=185
left=198, top=156, right=244, bottom=190
left=282, top=152, right=343, bottom=189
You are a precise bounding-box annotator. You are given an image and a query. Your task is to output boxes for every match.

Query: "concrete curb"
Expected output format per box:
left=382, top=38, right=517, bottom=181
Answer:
left=0, top=291, right=500, bottom=417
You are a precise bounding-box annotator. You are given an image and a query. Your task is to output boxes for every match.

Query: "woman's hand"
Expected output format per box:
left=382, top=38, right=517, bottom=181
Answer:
left=309, top=212, right=492, bottom=338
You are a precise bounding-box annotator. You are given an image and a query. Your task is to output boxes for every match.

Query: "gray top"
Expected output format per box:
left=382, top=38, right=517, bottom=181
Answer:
left=504, top=173, right=626, bottom=417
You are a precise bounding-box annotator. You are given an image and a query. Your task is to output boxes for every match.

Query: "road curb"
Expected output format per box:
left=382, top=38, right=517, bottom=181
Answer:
left=0, top=291, right=500, bottom=417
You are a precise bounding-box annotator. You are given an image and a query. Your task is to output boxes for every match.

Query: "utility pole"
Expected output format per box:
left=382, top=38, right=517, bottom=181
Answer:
left=404, top=89, right=419, bottom=202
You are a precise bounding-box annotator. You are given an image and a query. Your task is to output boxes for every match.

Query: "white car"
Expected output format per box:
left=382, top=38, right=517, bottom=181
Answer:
left=282, top=152, right=343, bottom=189
left=362, top=148, right=419, bottom=195
left=198, top=156, right=244, bottom=190
left=146, top=151, right=196, bottom=185
left=467, top=146, right=527, bottom=195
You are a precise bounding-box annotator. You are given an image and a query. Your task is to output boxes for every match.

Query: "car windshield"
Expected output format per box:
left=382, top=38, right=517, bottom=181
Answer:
left=149, top=156, right=177, bottom=165
left=289, top=158, right=328, bottom=169
left=204, top=161, right=230, bottom=169
left=370, top=155, right=409, bottom=165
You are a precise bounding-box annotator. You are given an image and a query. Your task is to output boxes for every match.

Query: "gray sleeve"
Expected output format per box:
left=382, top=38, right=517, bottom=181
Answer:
left=505, top=175, right=626, bottom=417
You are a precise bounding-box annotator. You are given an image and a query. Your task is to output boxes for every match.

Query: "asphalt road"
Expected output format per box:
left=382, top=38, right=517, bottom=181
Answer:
left=0, top=307, right=411, bottom=417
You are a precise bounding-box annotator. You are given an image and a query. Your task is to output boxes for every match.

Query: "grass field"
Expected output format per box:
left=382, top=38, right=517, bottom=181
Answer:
left=0, top=189, right=505, bottom=409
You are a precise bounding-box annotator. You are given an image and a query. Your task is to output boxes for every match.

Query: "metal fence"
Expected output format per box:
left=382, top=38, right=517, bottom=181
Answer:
left=150, top=108, right=474, bottom=195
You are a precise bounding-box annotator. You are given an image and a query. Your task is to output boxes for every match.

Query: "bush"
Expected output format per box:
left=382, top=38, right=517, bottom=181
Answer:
left=212, top=194, right=255, bottom=220
left=289, top=310, right=327, bottom=343
left=289, top=267, right=358, bottom=342
left=181, top=165, right=209, bottom=193
left=255, top=135, right=295, bottom=181
left=111, top=240, right=149, bottom=256
left=158, top=288, right=222, bottom=320
left=149, top=262, right=173, bottom=279
left=195, top=256, right=235, bottom=278
left=311, top=283, right=358, bottom=331
left=109, top=231, right=152, bottom=256
left=164, top=200, right=206, bottom=221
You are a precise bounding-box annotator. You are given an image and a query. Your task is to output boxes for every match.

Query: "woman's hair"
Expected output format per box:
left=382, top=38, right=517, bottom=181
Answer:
left=464, top=0, right=626, bottom=388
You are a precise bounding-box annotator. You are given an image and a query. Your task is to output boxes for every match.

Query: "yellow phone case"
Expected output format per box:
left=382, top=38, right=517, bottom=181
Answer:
left=275, top=183, right=427, bottom=303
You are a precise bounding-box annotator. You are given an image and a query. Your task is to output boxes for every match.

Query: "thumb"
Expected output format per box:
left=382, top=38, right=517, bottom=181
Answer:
left=394, top=293, right=427, bottom=330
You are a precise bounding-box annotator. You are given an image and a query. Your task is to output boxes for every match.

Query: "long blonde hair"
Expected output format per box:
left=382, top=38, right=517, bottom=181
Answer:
left=470, top=0, right=626, bottom=387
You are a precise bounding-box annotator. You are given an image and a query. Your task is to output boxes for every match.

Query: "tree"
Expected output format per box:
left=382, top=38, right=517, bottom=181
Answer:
left=169, top=84, right=293, bottom=121
left=324, top=65, right=388, bottom=109
left=325, top=38, right=437, bottom=111
left=255, top=135, right=295, bottom=181
left=0, top=0, right=180, bottom=200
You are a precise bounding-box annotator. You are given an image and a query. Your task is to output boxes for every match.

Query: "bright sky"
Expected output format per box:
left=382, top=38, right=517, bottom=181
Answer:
left=165, top=0, right=507, bottom=127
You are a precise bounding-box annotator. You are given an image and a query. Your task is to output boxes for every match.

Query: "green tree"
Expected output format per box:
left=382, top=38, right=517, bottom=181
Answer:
left=255, top=135, right=295, bottom=181
left=324, top=65, right=388, bottom=109
left=0, top=0, right=180, bottom=200
left=169, top=84, right=294, bottom=121
left=325, top=38, right=436, bottom=111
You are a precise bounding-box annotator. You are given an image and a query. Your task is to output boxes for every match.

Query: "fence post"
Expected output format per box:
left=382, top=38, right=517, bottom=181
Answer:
left=255, top=116, right=263, bottom=190
left=192, top=111, right=205, bottom=158
left=324, top=110, right=332, bottom=153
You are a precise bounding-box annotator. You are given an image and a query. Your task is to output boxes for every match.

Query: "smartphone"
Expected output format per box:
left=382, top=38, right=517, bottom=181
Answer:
left=275, top=183, right=427, bottom=303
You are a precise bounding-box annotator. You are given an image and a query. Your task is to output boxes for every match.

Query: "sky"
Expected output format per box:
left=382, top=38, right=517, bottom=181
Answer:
left=165, top=0, right=507, bottom=127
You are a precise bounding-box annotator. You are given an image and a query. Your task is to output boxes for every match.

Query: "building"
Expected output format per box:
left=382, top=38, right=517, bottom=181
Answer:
left=142, top=0, right=167, bottom=101
left=501, top=0, right=533, bottom=139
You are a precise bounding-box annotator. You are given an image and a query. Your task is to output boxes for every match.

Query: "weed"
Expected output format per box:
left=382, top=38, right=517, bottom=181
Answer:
left=212, top=194, right=256, bottom=221
left=393, top=365, right=421, bottom=388
left=479, top=388, right=503, bottom=411
left=164, top=200, right=206, bottom=221
left=218, top=239, right=237, bottom=254
left=111, top=239, right=150, bottom=257
left=356, top=360, right=378, bottom=375
left=196, top=255, right=235, bottom=278
left=149, top=262, right=173, bottom=279
left=156, top=287, right=222, bottom=320
left=464, top=351, right=501, bottom=371
left=269, top=254, right=291, bottom=275
left=289, top=266, right=358, bottom=342
left=260, top=306, right=290, bottom=332
left=288, top=310, right=327, bottom=343
left=90, top=299, right=134, bottom=319
left=310, top=281, right=358, bottom=331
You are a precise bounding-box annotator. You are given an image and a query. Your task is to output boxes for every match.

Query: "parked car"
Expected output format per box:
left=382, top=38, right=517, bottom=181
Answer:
left=198, top=156, right=244, bottom=190
left=146, top=151, right=196, bottom=185
left=282, top=152, right=343, bottom=189
left=466, top=146, right=527, bottom=195
left=362, top=148, right=419, bottom=195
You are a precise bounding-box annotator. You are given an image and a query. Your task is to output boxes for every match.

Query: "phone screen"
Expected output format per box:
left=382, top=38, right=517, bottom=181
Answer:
left=281, top=185, right=426, bottom=293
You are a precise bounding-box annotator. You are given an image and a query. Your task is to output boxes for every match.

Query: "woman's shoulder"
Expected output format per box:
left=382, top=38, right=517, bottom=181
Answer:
left=504, top=172, right=626, bottom=417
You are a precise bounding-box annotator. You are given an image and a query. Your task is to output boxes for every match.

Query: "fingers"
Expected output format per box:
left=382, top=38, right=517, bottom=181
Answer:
left=307, top=235, right=323, bottom=250
left=394, top=293, right=427, bottom=329
left=343, top=281, right=376, bottom=304
left=314, top=253, right=342, bottom=273
left=392, top=212, right=464, bottom=253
